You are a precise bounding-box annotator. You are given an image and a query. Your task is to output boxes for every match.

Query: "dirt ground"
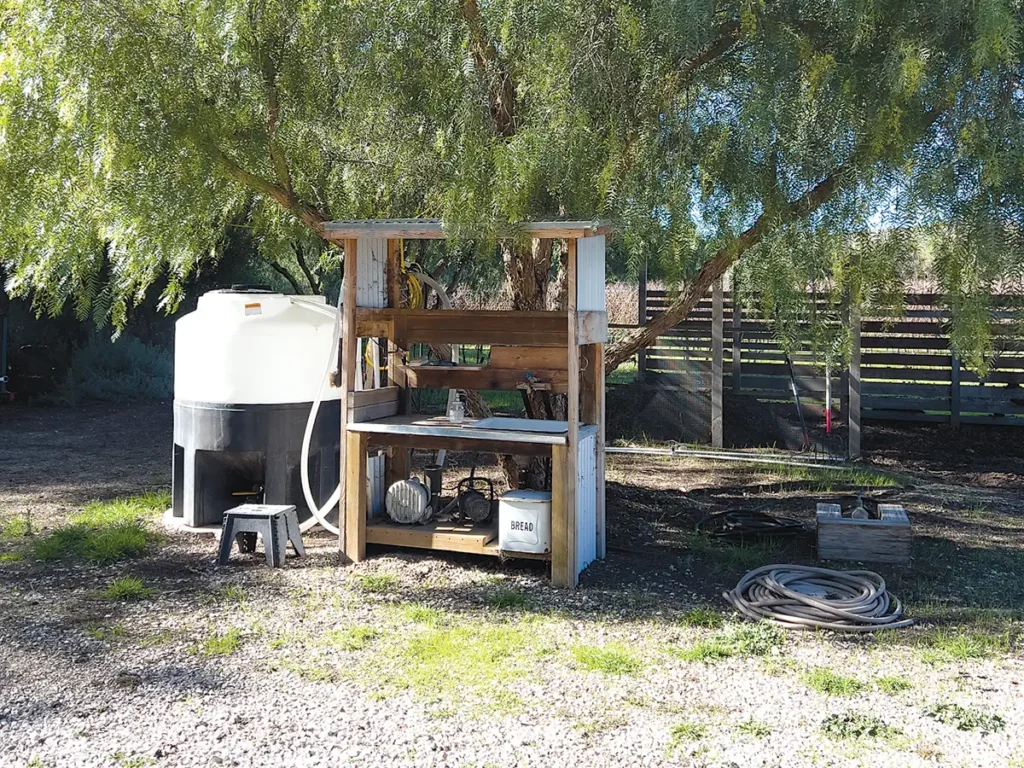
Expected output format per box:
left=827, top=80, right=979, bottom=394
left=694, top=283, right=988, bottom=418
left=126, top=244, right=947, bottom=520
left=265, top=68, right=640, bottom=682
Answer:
left=1, top=402, right=1023, bottom=767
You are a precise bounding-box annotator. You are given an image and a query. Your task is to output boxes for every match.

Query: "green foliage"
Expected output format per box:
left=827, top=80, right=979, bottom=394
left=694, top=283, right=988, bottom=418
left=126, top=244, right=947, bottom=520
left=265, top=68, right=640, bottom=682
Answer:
left=673, top=622, right=785, bottom=663
left=1, top=0, right=1022, bottom=370
left=923, top=703, right=1005, bottom=733
left=57, top=336, right=173, bottom=404
left=737, top=719, right=772, bottom=738
left=200, top=629, right=242, bottom=656
left=101, top=576, right=154, bottom=601
left=821, top=712, right=901, bottom=741
left=0, top=516, right=31, bottom=538
left=667, top=722, right=707, bottom=751
left=679, top=607, right=724, bottom=629
left=876, top=676, right=913, bottom=694
left=801, top=667, right=866, bottom=697
left=323, top=626, right=379, bottom=651
left=353, top=573, right=399, bottom=593
left=571, top=643, right=643, bottom=675
left=32, top=492, right=165, bottom=564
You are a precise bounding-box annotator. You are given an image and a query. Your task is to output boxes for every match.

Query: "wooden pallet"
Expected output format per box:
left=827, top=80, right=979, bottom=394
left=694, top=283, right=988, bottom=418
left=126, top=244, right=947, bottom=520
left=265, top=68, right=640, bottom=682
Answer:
left=816, top=503, right=911, bottom=564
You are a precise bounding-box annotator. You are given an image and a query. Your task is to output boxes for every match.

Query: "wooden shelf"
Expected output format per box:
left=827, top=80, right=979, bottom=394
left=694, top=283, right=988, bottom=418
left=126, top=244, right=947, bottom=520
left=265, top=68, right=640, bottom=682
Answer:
left=356, top=309, right=569, bottom=347
left=366, top=519, right=500, bottom=556
left=402, top=363, right=570, bottom=393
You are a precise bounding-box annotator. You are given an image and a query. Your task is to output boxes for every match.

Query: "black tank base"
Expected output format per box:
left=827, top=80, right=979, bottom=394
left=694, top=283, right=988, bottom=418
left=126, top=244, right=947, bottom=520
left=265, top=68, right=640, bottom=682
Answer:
left=171, top=399, right=340, bottom=529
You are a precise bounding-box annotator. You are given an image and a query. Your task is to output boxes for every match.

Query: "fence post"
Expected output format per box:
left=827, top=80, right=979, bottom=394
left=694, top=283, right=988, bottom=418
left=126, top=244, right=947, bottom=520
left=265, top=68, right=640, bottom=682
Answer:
left=848, top=302, right=862, bottom=460
left=711, top=280, right=724, bottom=448
left=637, top=261, right=648, bottom=382
left=731, top=289, right=742, bottom=393
left=950, top=352, right=961, bottom=429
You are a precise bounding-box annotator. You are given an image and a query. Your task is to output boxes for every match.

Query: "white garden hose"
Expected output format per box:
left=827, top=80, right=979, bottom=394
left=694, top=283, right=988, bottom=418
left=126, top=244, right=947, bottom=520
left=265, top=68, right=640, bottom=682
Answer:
left=290, top=272, right=456, bottom=534
left=724, top=564, right=915, bottom=632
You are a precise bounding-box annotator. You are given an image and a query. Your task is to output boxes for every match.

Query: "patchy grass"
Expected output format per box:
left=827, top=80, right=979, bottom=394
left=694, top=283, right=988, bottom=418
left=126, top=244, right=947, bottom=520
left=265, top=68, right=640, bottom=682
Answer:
left=371, top=618, right=550, bottom=707
left=571, top=643, right=643, bottom=675
left=0, top=552, right=25, bottom=563
left=200, top=629, right=241, bottom=656
left=917, top=628, right=1010, bottom=663
left=821, top=712, right=901, bottom=741
left=354, top=573, right=399, bottom=593
left=802, top=667, right=867, bottom=697
left=484, top=588, right=530, bottom=611
left=86, top=623, right=126, bottom=642
left=758, top=463, right=902, bottom=492
left=222, top=584, right=247, bottom=603
left=398, top=604, right=449, bottom=626
left=322, top=625, right=379, bottom=651
left=574, top=714, right=630, bottom=738
left=679, top=607, right=724, bottom=628
left=737, top=719, right=772, bottom=738
left=876, top=675, right=912, bottom=694
left=667, top=722, right=707, bottom=752
left=32, top=491, right=166, bottom=564
left=924, top=703, right=1005, bottom=733
left=100, top=576, right=154, bottom=601
left=110, top=752, right=155, bottom=768
left=673, top=622, right=784, bottom=663
left=0, top=515, right=32, bottom=538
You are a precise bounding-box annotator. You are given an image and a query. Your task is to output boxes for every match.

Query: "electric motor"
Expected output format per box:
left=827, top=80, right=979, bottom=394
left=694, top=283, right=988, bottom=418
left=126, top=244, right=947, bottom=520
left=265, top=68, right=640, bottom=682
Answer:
left=385, top=478, right=432, bottom=525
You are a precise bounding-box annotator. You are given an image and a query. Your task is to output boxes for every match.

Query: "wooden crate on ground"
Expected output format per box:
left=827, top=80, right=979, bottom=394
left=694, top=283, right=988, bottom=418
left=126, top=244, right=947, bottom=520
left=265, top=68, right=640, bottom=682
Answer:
left=816, top=503, right=911, bottom=564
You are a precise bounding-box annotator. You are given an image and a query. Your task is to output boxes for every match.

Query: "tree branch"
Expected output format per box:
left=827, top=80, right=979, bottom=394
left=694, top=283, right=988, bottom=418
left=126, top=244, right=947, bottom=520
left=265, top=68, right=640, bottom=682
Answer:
left=215, top=150, right=329, bottom=236
left=291, top=243, right=322, bottom=294
left=604, top=106, right=948, bottom=374
left=268, top=260, right=304, bottom=294
left=459, top=0, right=517, bottom=137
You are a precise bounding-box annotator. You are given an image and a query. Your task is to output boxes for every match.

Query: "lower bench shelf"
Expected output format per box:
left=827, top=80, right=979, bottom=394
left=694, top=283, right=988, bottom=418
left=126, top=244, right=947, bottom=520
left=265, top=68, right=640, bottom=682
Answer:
left=365, top=518, right=551, bottom=561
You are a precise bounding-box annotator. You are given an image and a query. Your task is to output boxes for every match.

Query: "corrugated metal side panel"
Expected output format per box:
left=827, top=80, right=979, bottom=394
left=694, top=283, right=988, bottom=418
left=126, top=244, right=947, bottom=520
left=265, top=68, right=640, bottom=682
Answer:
left=576, top=433, right=597, bottom=574
left=576, top=236, right=606, bottom=313
left=367, top=451, right=385, bottom=517
left=355, top=236, right=387, bottom=309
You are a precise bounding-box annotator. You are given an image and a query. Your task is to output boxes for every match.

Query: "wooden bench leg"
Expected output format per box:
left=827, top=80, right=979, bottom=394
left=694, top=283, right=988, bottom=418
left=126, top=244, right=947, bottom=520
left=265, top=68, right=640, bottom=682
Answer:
left=551, top=444, right=574, bottom=587
left=344, top=431, right=368, bottom=563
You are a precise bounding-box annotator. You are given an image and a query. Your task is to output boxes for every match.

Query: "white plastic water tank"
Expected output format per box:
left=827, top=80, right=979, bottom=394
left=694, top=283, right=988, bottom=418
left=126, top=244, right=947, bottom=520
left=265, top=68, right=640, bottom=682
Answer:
left=174, top=290, right=340, bottom=405
left=498, top=490, right=552, bottom=554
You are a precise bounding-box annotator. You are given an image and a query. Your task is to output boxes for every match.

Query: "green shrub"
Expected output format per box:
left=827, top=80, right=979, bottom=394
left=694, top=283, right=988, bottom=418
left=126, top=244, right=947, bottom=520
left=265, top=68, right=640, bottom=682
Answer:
left=58, top=336, right=172, bottom=404
left=101, top=576, right=154, bottom=601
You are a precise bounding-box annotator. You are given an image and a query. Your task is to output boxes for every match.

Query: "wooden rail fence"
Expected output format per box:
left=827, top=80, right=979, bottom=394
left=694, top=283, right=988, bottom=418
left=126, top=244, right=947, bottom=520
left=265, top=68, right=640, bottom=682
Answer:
left=636, top=286, right=1024, bottom=455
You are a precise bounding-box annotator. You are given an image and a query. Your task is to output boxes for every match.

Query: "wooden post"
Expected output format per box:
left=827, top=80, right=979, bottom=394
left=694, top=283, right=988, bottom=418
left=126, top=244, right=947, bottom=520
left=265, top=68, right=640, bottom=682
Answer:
left=344, top=431, right=368, bottom=562
left=731, top=289, right=742, bottom=393
left=385, top=239, right=410, bottom=486
left=581, top=343, right=605, bottom=559
left=711, top=279, right=724, bottom=448
left=951, top=352, right=961, bottom=429
left=339, top=238, right=359, bottom=559
left=553, top=237, right=579, bottom=588
left=637, top=261, right=648, bottom=382
left=848, top=302, right=862, bottom=460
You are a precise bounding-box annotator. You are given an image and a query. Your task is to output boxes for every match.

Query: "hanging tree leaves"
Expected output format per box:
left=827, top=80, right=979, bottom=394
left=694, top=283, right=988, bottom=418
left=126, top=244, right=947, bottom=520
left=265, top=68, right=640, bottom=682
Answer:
left=1, top=0, right=1022, bottom=371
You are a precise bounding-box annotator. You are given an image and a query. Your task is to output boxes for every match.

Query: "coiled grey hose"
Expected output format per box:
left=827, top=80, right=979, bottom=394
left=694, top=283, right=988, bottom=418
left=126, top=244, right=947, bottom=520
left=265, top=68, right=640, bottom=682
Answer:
left=724, top=564, right=915, bottom=632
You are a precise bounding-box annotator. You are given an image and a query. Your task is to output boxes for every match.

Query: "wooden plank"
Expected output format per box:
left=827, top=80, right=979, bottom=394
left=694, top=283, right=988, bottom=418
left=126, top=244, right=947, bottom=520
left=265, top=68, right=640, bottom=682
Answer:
left=401, top=364, right=570, bottom=393
left=355, top=308, right=393, bottom=338
left=950, top=353, right=961, bottom=429
left=367, top=432, right=553, bottom=457
left=339, top=238, right=360, bottom=559
left=323, top=218, right=609, bottom=241
left=576, top=310, right=608, bottom=345
left=348, top=386, right=399, bottom=408
left=581, top=344, right=606, bottom=560
left=861, top=409, right=949, bottom=423
left=959, top=413, right=1024, bottom=426
left=861, top=396, right=954, bottom=411
left=711, top=279, right=724, bottom=447
left=366, top=519, right=500, bottom=555
left=349, top=400, right=400, bottom=423
left=562, top=236, right=579, bottom=587
left=359, top=309, right=570, bottom=347
left=863, top=383, right=951, bottom=397
left=344, top=430, right=368, bottom=562
left=637, top=262, right=648, bottom=379
left=489, top=346, right=568, bottom=370
left=550, top=443, right=571, bottom=586
left=848, top=302, right=861, bottom=460
left=732, top=289, right=742, bottom=392
left=861, top=352, right=953, bottom=367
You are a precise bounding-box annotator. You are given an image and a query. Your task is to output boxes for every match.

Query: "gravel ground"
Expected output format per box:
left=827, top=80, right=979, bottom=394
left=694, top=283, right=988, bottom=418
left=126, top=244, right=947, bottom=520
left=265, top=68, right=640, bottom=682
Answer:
left=1, top=403, right=1023, bottom=768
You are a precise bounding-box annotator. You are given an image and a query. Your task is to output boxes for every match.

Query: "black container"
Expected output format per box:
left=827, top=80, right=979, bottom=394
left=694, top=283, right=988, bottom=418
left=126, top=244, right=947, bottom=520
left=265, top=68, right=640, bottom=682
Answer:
left=172, top=399, right=340, bottom=527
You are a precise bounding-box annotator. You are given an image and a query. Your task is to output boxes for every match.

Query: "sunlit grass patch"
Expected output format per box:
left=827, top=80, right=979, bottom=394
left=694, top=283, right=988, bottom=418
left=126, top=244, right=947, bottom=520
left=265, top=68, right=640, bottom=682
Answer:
left=0, top=516, right=32, bottom=538
left=484, top=588, right=531, bottom=611
left=0, top=552, right=25, bottom=563
left=802, top=667, right=866, bottom=696
left=672, top=622, right=784, bottom=663
left=917, top=628, right=1010, bottom=663
left=323, top=625, right=379, bottom=651
left=821, top=712, right=901, bottom=741
left=572, top=643, right=643, bottom=675
left=737, top=719, right=772, bottom=738
left=398, top=603, right=449, bottom=626
left=101, top=576, right=154, bottom=601
left=924, top=703, right=1005, bottom=733
left=679, top=607, right=724, bottom=628
left=200, top=628, right=241, bottom=656
left=354, top=573, right=399, bottom=593
left=667, top=721, right=707, bottom=753
left=876, top=675, right=912, bottom=694
left=32, top=491, right=166, bottom=564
